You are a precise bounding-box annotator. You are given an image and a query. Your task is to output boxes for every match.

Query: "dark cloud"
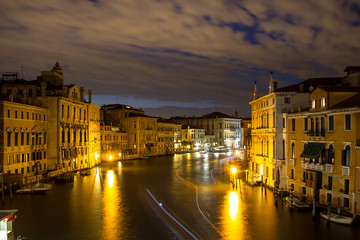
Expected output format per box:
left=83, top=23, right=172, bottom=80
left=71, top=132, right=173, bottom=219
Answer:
left=1, top=0, right=360, bottom=117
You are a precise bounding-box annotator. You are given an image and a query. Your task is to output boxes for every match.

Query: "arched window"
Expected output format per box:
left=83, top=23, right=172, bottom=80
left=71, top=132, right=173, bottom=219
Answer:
left=328, top=144, right=335, bottom=164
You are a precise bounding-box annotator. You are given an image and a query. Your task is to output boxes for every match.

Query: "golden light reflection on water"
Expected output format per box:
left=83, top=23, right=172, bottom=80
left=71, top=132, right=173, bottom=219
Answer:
left=229, top=192, right=239, bottom=221
left=102, top=170, right=121, bottom=239
left=221, top=190, right=247, bottom=240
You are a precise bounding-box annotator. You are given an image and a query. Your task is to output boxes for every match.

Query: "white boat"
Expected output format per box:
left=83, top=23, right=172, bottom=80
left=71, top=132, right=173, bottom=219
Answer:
left=320, top=211, right=353, bottom=225
left=16, top=183, right=52, bottom=194
left=285, top=196, right=310, bottom=210
left=0, top=209, right=18, bottom=239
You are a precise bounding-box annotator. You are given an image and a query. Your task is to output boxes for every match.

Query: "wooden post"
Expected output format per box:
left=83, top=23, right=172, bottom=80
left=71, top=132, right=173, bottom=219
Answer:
left=10, top=184, right=13, bottom=200
left=337, top=197, right=341, bottom=215
left=312, top=188, right=316, bottom=218
left=327, top=202, right=331, bottom=225
left=353, top=201, right=357, bottom=220
left=1, top=174, right=4, bottom=201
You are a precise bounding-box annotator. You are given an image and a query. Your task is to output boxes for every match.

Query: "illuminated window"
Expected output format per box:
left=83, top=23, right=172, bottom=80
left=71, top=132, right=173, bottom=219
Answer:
left=311, top=99, right=316, bottom=109
left=320, top=98, right=326, bottom=108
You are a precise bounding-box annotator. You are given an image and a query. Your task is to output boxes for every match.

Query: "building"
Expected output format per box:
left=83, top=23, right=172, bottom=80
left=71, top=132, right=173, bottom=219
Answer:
left=286, top=67, right=360, bottom=214
left=249, top=72, right=342, bottom=189
left=100, top=124, right=128, bottom=161
left=0, top=63, right=100, bottom=172
left=88, top=103, right=101, bottom=166
left=101, top=104, right=158, bottom=158
left=157, top=119, right=176, bottom=155
left=180, top=125, right=205, bottom=151
left=241, top=118, right=252, bottom=160
left=173, top=112, right=242, bottom=149
left=0, top=100, right=48, bottom=177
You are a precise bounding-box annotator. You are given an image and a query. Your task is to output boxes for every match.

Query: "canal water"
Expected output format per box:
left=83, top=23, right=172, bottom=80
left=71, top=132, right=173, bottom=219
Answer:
left=1, top=152, right=359, bottom=240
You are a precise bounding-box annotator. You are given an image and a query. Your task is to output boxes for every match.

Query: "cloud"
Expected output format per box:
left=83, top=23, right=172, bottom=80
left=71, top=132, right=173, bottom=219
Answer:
left=0, top=0, right=360, bottom=117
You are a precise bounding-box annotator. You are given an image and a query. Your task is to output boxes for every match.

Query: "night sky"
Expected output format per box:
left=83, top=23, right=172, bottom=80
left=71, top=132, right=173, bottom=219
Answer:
left=1, top=0, right=360, bottom=118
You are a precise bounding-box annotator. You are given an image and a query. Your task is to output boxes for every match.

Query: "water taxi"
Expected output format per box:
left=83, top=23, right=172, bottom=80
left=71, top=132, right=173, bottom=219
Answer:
left=0, top=209, right=17, bottom=240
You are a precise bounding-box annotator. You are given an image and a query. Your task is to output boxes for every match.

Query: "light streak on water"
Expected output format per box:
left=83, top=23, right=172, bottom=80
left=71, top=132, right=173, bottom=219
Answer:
left=146, top=189, right=198, bottom=240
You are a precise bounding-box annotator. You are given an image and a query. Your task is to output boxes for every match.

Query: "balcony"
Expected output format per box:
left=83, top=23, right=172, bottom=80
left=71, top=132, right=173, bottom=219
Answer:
left=290, top=159, right=296, bottom=167
left=325, top=164, right=333, bottom=173
left=302, top=162, right=324, bottom=171
left=342, top=166, right=350, bottom=176
left=305, top=129, right=325, bottom=137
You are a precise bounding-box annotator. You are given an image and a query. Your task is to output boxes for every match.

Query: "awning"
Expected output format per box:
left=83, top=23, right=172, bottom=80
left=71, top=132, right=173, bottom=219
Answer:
left=300, top=142, right=325, bottom=158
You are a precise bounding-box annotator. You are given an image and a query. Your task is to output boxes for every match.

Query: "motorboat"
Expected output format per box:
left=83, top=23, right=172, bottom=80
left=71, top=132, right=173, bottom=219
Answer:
left=285, top=196, right=310, bottom=211
left=320, top=211, right=353, bottom=225
left=0, top=209, right=18, bottom=239
left=16, top=183, right=52, bottom=194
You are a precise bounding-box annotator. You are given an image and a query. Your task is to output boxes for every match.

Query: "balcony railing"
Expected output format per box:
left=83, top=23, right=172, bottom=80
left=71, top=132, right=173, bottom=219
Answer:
left=302, top=162, right=324, bottom=171
left=305, top=129, right=325, bottom=137
left=342, top=166, right=350, bottom=176
left=325, top=164, right=333, bottom=173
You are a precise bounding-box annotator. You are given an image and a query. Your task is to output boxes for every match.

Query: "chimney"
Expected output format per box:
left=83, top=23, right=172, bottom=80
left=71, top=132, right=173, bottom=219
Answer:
left=80, top=87, right=85, bottom=102
left=41, top=82, right=46, bottom=97
left=88, top=90, right=92, bottom=103
left=299, top=83, right=304, bottom=93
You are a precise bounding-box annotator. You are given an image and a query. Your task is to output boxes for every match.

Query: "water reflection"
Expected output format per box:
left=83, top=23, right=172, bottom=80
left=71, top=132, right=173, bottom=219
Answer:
left=102, top=170, right=121, bottom=239
left=229, top=191, right=239, bottom=221
left=221, top=189, right=247, bottom=240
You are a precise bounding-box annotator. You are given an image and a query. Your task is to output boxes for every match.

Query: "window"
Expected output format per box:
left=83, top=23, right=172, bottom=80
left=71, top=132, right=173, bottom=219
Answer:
left=320, top=98, right=326, bottom=108
left=328, top=115, right=334, bottom=131
left=311, top=99, right=316, bottom=109
left=328, top=176, right=333, bottom=190
left=15, top=110, right=18, bottom=118
left=344, top=179, right=350, bottom=195
left=7, top=132, right=11, bottom=146
left=8, top=109, right=11, bottom=118
left=21, top=111, right=24, bottom=119
left=21, top=132, right=24, bottom=145
left=304, top=118, right=308, bottom=131
left=291, top=119, right=295, bottom=131
left=26, top=133, right=30, bottom=145
left=290, top=169, right=294, bottom=179
left=284, top=97, right=291, bottom=103
left=291, top=142, right=295, bottom=159
left=27, top=112, right=29, bottom=119
left=343, top=197, right=350, bottom=208
left=342, top=145, right=351, bottom=166
left=345, top=114, right=351, bottom=130
left=328, top=144, right=335, bottom=164
left=14, top=133, right=18, bottom=146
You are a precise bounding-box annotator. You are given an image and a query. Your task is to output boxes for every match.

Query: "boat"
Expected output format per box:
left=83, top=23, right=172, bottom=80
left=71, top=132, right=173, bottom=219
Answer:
left=285, top=196, right=310, bottom=210
left=16, top=183, right=52, bottom=194
left=320, top=211, right=354, bottom=225
left=0, top=209, right=18, bottom=240
left=80, top=169, right=91, bottom=176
